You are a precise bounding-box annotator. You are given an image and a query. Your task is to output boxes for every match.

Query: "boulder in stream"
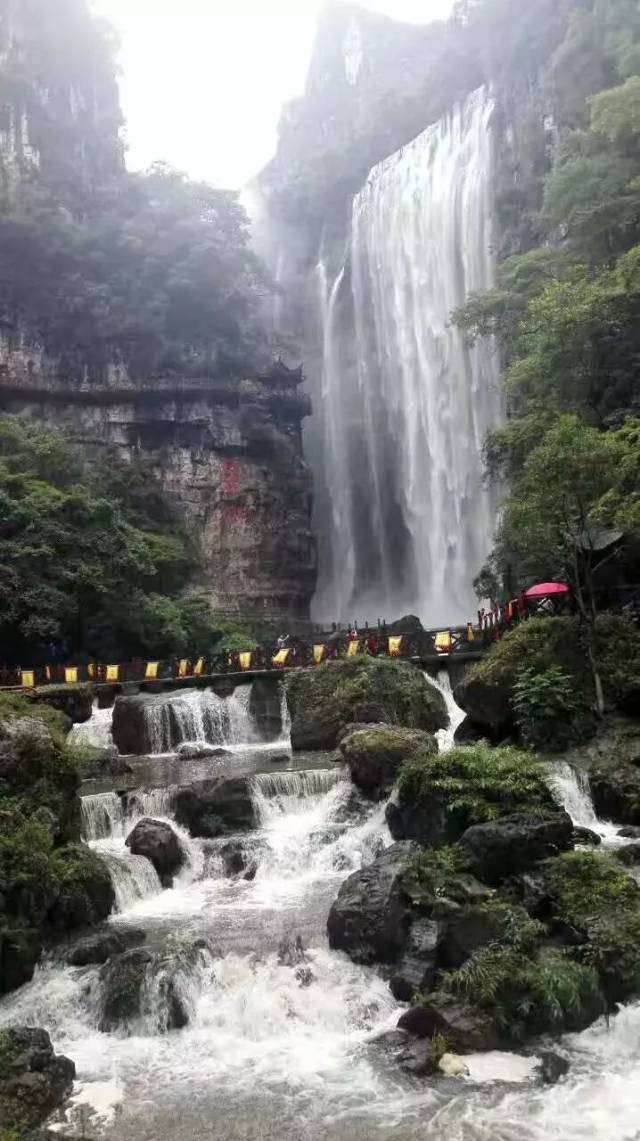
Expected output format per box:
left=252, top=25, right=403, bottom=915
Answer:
left=286, top=658, right=447, bottom=751
left=459, top=811, right=573, bottom=885
left=176, top=742, right=231, bottom=760
left=340, top=724, right=436, bottom=799
left=125, top=818, right=185, bottom=886
left=398, top=994, right=502, bottom=1053
left=327, top=842, right=421, bottom=964
left=0, top=1027, right=75, bottom=1132
left=173, top=776, right=256, bottom=838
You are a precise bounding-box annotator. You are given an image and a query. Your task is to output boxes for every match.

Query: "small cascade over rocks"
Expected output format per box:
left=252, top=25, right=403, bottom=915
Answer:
left=112, top=686, right=262, bottom=756
left=100, top=849, right=163, bottom=913
left=80, top=787, right=197, bottom=911
left=429, top=669, right=466, bottom=753
left=68, top=700, right=114, bottom=750
left=250, top=768, right=345, bottom=821
left=81, top=789, right=177, bottom=842
left=549, top=762, right=625, bottom=847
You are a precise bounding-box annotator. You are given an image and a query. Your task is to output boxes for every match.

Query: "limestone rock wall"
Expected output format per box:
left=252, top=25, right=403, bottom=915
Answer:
left=0, top=339, right=316, bottom=623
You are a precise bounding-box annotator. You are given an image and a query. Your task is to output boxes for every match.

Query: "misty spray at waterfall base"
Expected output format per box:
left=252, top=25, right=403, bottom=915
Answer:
left=309, top=88, right=502, bottom=626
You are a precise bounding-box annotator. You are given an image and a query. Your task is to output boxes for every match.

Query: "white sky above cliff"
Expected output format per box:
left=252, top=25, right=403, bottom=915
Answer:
left=92, top=0, right=454, bottom=188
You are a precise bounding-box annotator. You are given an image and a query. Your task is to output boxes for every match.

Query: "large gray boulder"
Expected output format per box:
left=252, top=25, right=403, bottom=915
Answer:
left=286, top=658, right=447, bottom=751
left=327, top=842, right=421, bottom=964
left=460, top=811, right=573, bottom=886
left=340, top=724, right=436, bottom=799
left=173, top=776, right=256, bottom=838
left=0, top=1027, right=75, bottom=1132
left=126, top=818, right=185, bottom=886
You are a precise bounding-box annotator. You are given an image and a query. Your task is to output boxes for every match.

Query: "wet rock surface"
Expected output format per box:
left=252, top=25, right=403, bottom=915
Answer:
left=126, top=817, right=185, bottom=885
left=340, top=724, right=436, bottom=799
left=327, top=842, right=421, bottom=964
left=173, top=776, right=256, bottom=838
left=0, top=1027, right=75, bottom=1132
left=64, top=926, right=147, bottom=967
left=459, top=812, right=574, bottom=885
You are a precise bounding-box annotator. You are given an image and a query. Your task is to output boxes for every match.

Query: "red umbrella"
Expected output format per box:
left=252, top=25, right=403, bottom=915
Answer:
left=525, top=582, right=570, bottom=598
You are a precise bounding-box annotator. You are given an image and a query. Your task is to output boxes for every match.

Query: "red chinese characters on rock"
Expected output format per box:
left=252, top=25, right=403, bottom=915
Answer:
left=221, top=457, right=246, bottom=497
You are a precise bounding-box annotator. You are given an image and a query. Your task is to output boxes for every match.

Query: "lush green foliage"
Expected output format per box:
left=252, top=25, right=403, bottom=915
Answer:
left=513, top=666, right=590, bottom=751
left=0, top=698, right=114, bottom=994
left=0, top=416, right=229, bottom=661
left=464, top=614, right=640, bottom=728
left=546, top=850, right=640, bottom=1000
left=0, top=0, right=274, bottom=379
left=397, top=744, right=552, bottom=831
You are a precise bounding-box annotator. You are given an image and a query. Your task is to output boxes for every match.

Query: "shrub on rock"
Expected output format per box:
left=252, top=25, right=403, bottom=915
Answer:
left=454, top=616, right=640, bottom=743
left=388, top=744, right=554, bottom=846
left=286, top=658, right=447, bottom=751
left=340, top=724, right=437, bottom=799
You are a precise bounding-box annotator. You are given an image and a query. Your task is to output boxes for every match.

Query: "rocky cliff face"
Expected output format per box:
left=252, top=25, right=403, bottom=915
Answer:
left=0, top=0, right=317, bottom=624
left=0, top=336, right=316, bottom=622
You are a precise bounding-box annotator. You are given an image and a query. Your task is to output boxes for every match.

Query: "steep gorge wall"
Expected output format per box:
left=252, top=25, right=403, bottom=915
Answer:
left=0, top=338, right=315, bottom=622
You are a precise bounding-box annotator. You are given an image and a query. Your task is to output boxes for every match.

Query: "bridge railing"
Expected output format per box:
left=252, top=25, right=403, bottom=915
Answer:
left=3, top=597, right=559, bottom=692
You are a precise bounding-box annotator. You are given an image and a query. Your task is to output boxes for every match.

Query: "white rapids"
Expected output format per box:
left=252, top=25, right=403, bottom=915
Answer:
left=2, top=730, right=640, bottom=1138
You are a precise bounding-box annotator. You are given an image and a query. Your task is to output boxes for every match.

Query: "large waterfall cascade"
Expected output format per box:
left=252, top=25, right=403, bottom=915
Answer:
left=312, top=86, right=503, bottom=624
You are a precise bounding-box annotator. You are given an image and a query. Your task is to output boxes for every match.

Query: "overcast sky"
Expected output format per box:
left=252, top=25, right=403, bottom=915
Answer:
left=92, top=0, right=453, bottom=188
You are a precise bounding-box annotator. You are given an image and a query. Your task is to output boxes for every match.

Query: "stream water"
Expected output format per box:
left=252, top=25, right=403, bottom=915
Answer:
left=2, top=681, right=640, bottom=1139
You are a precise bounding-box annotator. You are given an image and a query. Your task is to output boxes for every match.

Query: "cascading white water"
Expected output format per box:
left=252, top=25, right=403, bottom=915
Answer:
left=250, top=768, right=344, bottom=821
left=430, top=669, right=466, bottom=753
left=549, top=762, right=624, bottom=847
left=68, top=700, right=114, bottom=750
left=142, top=687, right=260, bottom=755
left=81, top=789, right=177, bottom=842
left=313, top=87, right=502, bottom=624
left=80, top=788, right=193, bottom=911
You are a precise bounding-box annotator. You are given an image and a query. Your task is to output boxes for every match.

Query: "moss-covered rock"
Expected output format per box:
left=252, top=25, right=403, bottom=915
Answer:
left=454, top=616, right=640, bottom=743
left=30, top=683, right=93, bottom=726
left=0, top=1027, right=75, bottom=1133
left=544, top=849, right=640, bottom=1005
left=387, top=745, right=554, bottom=846
left=286, top=658, right=447, bottom=751
left=0, top=699, right=113, bottom=995
left=340, top=724, right=437, bottom=799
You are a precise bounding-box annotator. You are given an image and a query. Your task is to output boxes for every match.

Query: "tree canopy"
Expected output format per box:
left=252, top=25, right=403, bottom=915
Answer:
left=0, top=417, right=226, bottom=663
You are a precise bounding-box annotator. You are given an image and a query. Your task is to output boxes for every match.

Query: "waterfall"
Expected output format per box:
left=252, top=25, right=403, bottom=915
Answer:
left=312, top=86, right=502, bottom=624
left=68, top=701, right=114, bottom=750
left=250, top=768, right=345, bottom=822
left=142, top=687, right=260, bottom=755
left=100, top=849, right=163, bottom=913
left=81, top=789, right=177, bottom=843
left=430, top=669, right=466, bottom=753
left=278, top=682, right=292, bottom=745
left=549, top=762, right=624, bottom=847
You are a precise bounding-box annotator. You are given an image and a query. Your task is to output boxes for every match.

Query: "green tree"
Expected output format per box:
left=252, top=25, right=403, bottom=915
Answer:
left=0, top=417, right=217, bottom=661
left=495, top=416, right=638, bottom=713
